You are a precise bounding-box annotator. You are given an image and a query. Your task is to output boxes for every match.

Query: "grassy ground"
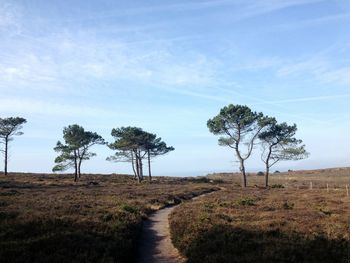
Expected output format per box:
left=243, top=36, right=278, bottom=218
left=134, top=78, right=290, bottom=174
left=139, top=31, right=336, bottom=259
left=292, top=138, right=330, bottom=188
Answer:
left=170, top=170, right=350, bottom=263
left=0, top=173, right=217, bottom=263
left=208, top=167, right=350, bottom=189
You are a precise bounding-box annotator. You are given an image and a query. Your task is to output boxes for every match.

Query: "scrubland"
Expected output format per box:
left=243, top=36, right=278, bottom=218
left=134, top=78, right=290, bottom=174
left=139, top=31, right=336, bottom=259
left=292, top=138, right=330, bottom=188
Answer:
left=1, top=168, right=350, bottom=263
left=170, top=168, right=350, bottom=263
left=0, top=173, right=217, bottom=263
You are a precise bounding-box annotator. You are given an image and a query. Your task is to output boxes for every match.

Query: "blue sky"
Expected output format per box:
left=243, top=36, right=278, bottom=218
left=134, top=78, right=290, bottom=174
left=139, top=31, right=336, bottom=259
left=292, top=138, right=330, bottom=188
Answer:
left=1, top=0, right=350, bottom=176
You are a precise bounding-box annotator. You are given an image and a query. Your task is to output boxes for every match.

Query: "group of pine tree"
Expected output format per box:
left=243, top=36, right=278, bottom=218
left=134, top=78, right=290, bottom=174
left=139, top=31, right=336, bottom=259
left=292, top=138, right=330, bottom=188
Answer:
left=53, top=125, right=174, bottom=182
left=208, top=104, right=308, bottom=187
left=0, top=103, right=308, bottom=187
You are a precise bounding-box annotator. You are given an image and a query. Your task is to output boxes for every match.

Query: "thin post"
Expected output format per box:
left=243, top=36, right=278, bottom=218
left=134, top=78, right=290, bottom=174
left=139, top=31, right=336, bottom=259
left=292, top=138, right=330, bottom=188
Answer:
left=310, top=182, right=313, bottom=190
left=326, top=183, right=329, bottom=193
left=346, top=185, right=349, bottom=197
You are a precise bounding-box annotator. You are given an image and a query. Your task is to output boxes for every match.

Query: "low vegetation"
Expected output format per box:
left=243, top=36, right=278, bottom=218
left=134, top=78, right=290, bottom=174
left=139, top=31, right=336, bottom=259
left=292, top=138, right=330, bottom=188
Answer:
left=170, top=185, right=350, bottom=262
left=0, top=173, right=217, bottom=263
left=207, top=168, right=350, bottom=189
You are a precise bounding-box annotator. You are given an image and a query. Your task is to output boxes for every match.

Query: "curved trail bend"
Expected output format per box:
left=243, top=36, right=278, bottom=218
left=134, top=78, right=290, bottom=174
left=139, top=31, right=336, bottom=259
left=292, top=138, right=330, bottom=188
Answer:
left=137, top=190, right=219, bottom=263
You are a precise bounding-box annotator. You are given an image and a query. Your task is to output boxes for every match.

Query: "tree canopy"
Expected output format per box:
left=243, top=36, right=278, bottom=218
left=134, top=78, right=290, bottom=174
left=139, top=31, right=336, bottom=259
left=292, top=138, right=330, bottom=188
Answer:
left=208, top=104, right=308, bottom=188
left=53, top=124, right=105, bottom=181
left=259, top=121, right=309, bottom=187
left=0, top=117, right=27, bottom=175
left=108, top=127, right=174, bottom=182
left=207, top=104, right=271, bottom=187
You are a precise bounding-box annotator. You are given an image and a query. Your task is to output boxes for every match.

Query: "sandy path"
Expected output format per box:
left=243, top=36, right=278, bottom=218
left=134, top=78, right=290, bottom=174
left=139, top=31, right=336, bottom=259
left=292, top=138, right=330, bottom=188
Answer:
left=137, top=190, right=221, bottom=263
left=137, top=205, right=185, bottom=263
left=136, top=190, right=221, bottom=263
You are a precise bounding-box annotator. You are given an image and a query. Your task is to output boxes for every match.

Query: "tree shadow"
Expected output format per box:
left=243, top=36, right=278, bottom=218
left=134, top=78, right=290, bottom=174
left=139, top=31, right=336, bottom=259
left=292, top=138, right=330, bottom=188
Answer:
left=0, top=217, right=141, bottom=263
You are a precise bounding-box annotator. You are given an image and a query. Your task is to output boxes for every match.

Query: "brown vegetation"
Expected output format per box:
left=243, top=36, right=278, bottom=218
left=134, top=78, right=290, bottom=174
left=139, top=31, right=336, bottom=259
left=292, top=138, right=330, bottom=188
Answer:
left=207, top=167, right=350, bottom=189
left=170, top=171, right=350, bottom=262
left=0, top=173, right=217, bottom=263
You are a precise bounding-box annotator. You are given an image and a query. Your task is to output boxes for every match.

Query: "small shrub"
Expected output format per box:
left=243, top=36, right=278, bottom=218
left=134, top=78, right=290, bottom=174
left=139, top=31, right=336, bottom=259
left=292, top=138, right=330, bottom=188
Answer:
left=257, top=171, right=265, bottom=176
left=192, top=177, right=210, bottom=183
left=271, top=184, right=285, bottom=189
left=101, top=213, right=114, bottom=222
left=120, top=204, right=138, bottom=214
left=0, top=190, right=20, bottom=196
left=282, top=202, right=294, bottom=210
left=0, top=211, right=19, bottom=220
left=0, top=201, right=8, bottom=207
left=237, top=197, right=255, bottom=206
left=212, top=179, right=224, bottom=184
left=319, top=207, right=332, bottom=216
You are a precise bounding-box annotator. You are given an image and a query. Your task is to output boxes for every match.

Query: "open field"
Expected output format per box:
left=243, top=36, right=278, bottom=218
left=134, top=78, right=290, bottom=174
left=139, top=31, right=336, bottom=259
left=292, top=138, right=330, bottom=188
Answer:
left=0, top=173, right=218, bottom=263
left=208, top=167, right=350, bottom=189
left=1, top=168, right=350, bottom=263
left=170, top=168, right=350, bottom=262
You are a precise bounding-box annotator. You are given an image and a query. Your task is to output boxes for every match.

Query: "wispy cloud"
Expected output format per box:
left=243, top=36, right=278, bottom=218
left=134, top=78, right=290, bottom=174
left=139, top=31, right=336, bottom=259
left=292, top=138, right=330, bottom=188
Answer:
left=278, top=58, right=350, bottom=85
left=0, top=2, right=22, bottom=34
left=271, top=12, right=350, bottom=31
left=254, top=93, right=350, bottom=105
left=0, top=28, right=222, bottom=97
left=233, top=0, right=326, bottom=20
left=276, top=39, right=350, bottom=85
left=56, top=0, right=324, bottom=23
left=0, top=97, right=119, bottom=118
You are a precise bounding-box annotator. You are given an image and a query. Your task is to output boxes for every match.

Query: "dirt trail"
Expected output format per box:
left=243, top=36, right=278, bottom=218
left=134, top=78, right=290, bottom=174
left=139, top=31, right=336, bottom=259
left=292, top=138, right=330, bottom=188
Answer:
left=137, top=205, right=184, bottom=263
left=137, top=190, right=220, bottom=263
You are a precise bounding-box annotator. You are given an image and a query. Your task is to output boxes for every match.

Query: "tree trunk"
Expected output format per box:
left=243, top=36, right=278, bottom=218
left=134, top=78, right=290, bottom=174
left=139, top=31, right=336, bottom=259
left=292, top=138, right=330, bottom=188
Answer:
left=265, top=146, right=273, bottom=188
left=78, top=158, right=82, bottom=179
left=139, top=157, right=143, bottom=180
left=131, top=152, right=137, bottom=179
left=239, top=158, right=247, bottom=188
left=74, top=150, right=78, bottom=182
left=135, top=153, right=141, bottom=183
left=235, top=141, right=247, bottom=188
left=136, top=150, right=143, bottom=180
left=4, top=137, right=8, bottom=175
left=148, top=150, right=152, bottom=182
left=265, top=164, right=270, bottom=188
left=77, top=150, right=81, bottom=178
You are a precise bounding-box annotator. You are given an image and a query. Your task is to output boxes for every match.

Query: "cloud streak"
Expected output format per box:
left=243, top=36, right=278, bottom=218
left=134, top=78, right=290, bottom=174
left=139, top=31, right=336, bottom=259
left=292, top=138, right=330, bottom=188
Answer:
left=253, top=93, right=350, bottom=105
left=0, top=97, right=119, bottom=118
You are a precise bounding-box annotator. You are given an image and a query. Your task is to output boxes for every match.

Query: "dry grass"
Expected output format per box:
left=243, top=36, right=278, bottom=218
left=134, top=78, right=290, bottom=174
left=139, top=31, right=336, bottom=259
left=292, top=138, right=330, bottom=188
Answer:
left=170, top=169, right=350, bottom=262
left=0, top=173, right=217, bottom=263
left=208, top=167, right=350, bottom=189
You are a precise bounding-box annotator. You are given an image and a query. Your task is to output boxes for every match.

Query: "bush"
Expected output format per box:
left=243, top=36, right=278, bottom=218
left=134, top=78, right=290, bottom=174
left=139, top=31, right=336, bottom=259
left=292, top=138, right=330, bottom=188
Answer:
left=271, top=184, right=285, bottom=189
left=282, top=201, right=294, bottom=210
left=257, top=171, right=265, bottom=176
left=170, top=223, right=349, bottom=263
left=170, top=189, right=350, bottom=263
left=0, top=173, right=216, bottom=263
left=236, top=197, right=255, bottom=206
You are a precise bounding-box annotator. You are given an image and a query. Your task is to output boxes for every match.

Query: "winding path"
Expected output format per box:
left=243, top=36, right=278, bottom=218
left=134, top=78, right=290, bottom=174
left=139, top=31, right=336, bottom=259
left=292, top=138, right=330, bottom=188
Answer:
left=137, top=205, right=184, bottom=263
left=137, top=190, right=221, bottom=263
